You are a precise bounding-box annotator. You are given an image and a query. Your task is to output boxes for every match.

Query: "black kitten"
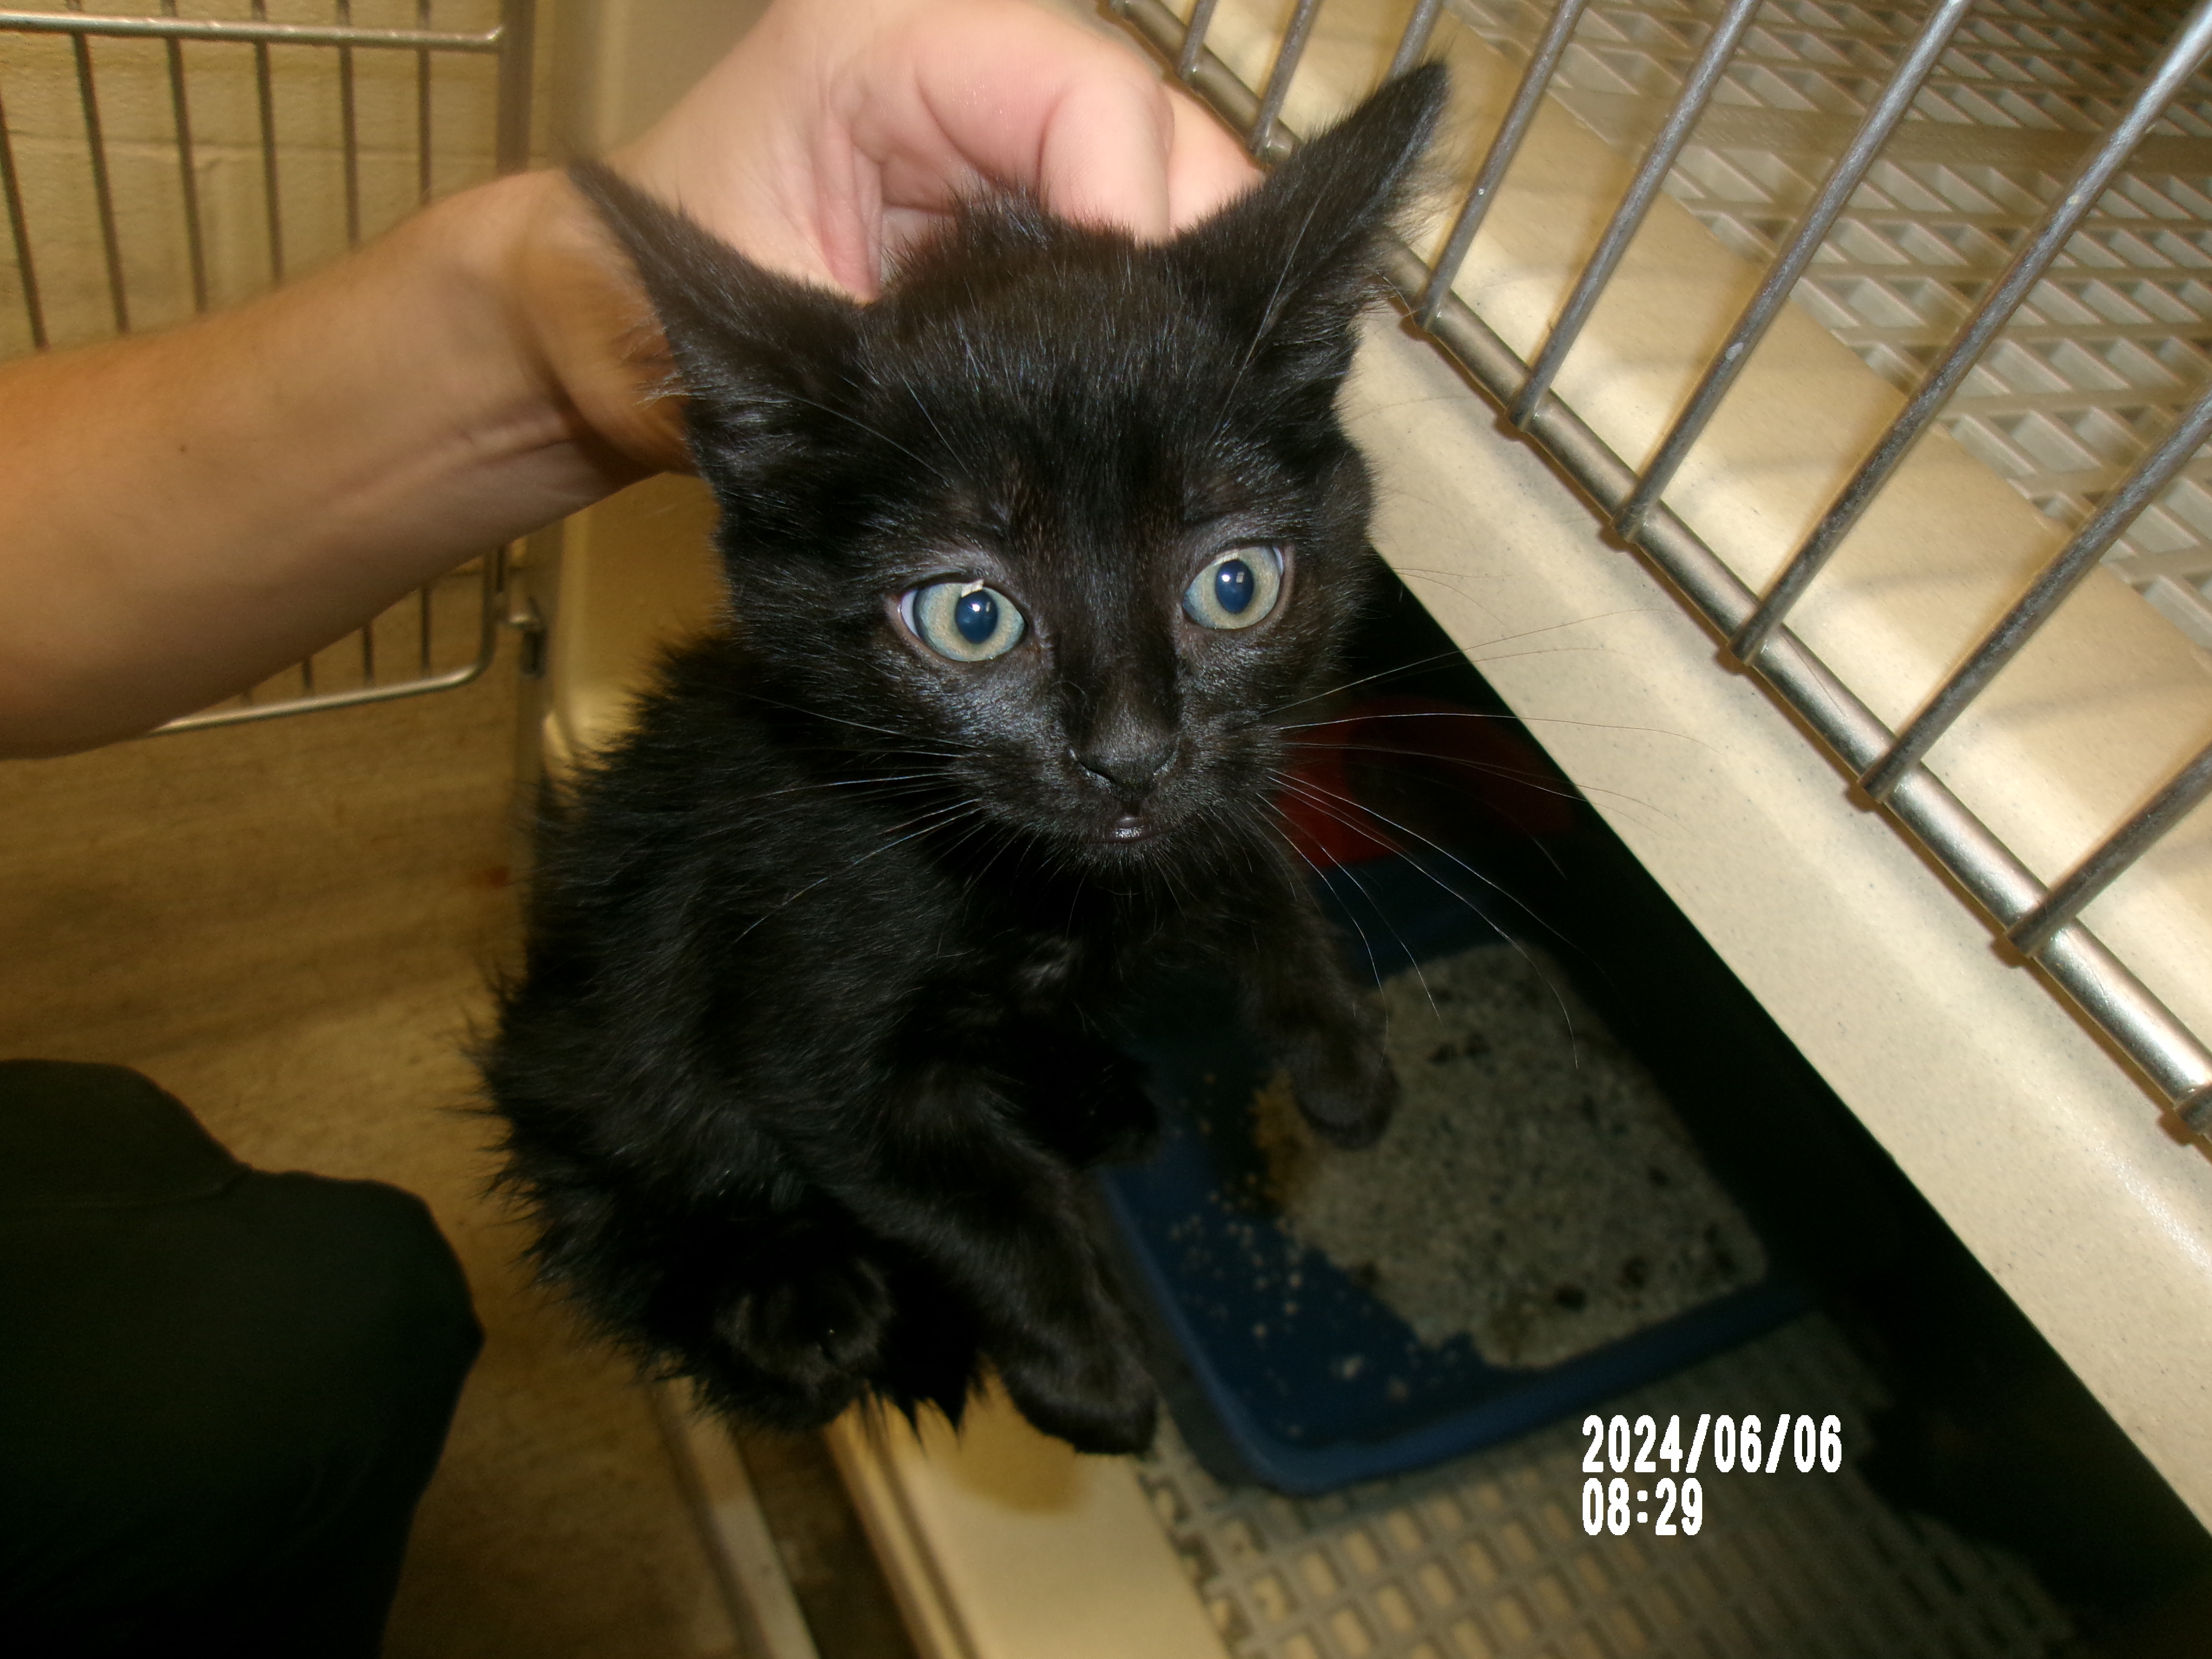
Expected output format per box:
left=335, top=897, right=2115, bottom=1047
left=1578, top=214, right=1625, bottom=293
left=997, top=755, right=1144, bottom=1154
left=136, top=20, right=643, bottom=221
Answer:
left=483, top=67, right=1446, bottom=1455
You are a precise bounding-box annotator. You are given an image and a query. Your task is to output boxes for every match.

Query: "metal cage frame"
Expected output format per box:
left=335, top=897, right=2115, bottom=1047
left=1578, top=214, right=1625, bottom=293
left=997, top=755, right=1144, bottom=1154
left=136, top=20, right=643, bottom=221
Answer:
left=1107, top=0, right=2212, bottom=1137
left=0, top=0, right=537, bottom=731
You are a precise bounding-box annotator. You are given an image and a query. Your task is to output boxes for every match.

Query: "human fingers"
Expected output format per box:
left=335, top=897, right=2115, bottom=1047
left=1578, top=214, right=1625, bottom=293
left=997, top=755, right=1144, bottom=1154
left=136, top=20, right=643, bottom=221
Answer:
left=861, top=0, right=1257, bottom=240
left=1165, top=88, right=1262, bottom=231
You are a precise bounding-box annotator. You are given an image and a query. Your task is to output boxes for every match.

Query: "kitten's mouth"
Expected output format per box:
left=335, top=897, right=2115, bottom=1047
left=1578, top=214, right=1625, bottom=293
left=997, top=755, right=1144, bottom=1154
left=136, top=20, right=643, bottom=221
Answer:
left=1108, top=815, right=1148, bottom=843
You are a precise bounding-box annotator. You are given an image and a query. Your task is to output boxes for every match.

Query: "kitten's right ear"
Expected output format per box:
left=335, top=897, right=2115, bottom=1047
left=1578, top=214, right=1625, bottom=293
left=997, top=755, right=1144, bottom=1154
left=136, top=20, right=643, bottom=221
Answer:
left=1170, top=64, right=1446, bottom=400
left=568, top=161, right=862, bottom=499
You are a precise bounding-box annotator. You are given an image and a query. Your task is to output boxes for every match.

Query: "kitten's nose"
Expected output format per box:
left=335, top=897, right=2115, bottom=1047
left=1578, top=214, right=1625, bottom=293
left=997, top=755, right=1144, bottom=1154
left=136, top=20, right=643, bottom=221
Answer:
left=1076, top=739, right=1177, bottom=799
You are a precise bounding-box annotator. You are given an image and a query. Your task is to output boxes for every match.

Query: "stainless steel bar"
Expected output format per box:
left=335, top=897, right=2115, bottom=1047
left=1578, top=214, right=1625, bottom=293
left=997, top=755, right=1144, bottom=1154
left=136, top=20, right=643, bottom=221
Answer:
left=1249, top=0, right=1324, bottom=161
left=1507, top=0, right=1765, bottom=428
left=252, top=1, right=284, bottom=284
left=416, top=0, right=433, bottom=205
left=338, top=2, right=361, bottom=246
left=0, top=11, right=502, bottom=53
left=160, top=2, right=209, bottom=315
left=1729, top=0, right=2212, bottom=665
left=1613, top=0, right=1977, bottom=540
left=1111, top=0, right=2212, bottom=1133
left=1416, top=0, right=1594, bottom=328
left=67, top=24, right=128, bottom=336
left=0, top=75, right=44, bottom=350
left=494, top=0, right=534, bottom=175
left=1414, top=236, right=2212, bottom=1127
left=155, top=654, right=493, bottom=732
left=1386, top=0, right=1445, bottom=82
left=2011, top=740, right=2212, bottom=959
left=156, top=556, right=502, bottom=734
left=1175, top=0, right=1222, bottom=84
left=1860, top=383, right=2212, bottom=803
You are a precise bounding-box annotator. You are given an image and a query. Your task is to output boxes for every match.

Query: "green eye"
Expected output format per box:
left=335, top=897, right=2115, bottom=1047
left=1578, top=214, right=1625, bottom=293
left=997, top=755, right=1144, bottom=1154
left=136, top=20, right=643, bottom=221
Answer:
left=1184, top=546, right=1284, bottom=630
left=902, top=580, right=1026, bottom=662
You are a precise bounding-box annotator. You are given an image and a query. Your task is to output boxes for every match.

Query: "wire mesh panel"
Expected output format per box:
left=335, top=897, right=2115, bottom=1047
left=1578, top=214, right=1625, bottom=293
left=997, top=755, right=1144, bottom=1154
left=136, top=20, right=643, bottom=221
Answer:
left=1107, top=0, right=2212, bottom=1138
left=1139, top=1316, right=2069, bottom=1659
left=0, top=0, right=535, bottom=730
left=1448, top=0, right=2212, bottom=644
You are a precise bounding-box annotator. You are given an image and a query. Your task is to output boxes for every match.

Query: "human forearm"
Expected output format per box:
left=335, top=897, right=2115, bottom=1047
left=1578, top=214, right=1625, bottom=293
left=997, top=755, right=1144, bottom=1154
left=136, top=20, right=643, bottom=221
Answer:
left=0, top=0, right=1253, bottom=758
left=0, top=170, right=666, bottom=757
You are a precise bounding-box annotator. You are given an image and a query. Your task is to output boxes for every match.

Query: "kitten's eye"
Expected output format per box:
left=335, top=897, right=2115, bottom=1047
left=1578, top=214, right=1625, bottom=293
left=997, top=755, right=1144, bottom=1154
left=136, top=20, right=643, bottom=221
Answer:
left=1183, top=546, right=1285, bottom=631
left=902, top=579, right=1026, bottom=662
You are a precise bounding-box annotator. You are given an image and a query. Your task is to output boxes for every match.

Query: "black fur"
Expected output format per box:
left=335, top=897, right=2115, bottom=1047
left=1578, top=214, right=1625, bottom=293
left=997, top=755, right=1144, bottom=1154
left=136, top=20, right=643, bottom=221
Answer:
left=482, top=67, right=1446, bottom=1455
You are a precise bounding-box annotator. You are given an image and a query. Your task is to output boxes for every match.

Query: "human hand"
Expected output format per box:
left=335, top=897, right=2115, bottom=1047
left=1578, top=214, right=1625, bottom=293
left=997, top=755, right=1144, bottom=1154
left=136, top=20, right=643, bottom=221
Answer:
left=513, top=0, right=1261, bottom=472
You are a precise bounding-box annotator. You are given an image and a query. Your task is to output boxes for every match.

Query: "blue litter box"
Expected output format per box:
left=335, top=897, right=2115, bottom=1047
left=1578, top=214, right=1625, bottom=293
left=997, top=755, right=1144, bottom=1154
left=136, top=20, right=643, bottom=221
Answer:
left=1100, top=852, right=1808, bottom=1495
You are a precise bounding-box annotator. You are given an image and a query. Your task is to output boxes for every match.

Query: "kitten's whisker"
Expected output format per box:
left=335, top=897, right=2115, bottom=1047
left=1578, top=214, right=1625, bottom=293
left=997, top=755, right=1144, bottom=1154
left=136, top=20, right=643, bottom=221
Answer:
left=1274, top=775, right=1581, bottom=1049
left=733, top=689, right=979, bottom=750
left=775, top=389, right=963, bottom=496
left=731, top=800, right=983, bottom=945
left=730, top=777, right=955, bottom=830
left=1283, top=738, right=1677, bottom=826
left=901, top=381, right=967, bottom=475
left=1208, top=193, right=1328, bottom=450
left=737, top=771, right=945, bottom=804
left=1273, top=773, right=1550, bottom=943
left=1268, top=799, right=1432, bottom=1019
left=1276, top=709, right=1696, bottom=748
left=1262, top=613, right=1665, bottom=720
left=1262, top=648, right=1477, bottom=716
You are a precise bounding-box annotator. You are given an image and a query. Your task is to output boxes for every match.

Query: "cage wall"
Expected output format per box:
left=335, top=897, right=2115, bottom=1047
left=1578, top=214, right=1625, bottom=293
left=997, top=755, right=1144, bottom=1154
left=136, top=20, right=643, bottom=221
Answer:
left=0, top=0, right=533, bottom=728
left=1099, top=0, right=2212, bottom=1536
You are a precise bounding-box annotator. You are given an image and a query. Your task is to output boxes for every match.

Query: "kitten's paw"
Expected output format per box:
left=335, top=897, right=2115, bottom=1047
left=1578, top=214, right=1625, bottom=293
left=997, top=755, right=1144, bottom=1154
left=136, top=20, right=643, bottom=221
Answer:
left=999, top=1339, right=1159, bottom=1456
left=1287, top=1022, right=1399, bottom=1150
left=714, top=1255, right=894, bottom=1397
left=1045, top=1057, right=1161, bottom=1168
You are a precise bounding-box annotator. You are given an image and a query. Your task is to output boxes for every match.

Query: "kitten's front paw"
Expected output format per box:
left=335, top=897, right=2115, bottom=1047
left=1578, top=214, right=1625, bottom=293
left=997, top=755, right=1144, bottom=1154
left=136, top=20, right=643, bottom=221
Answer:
left=1286, top=1019, right=1399, bottom=1150
left=715, top=1255, right=894, bottom=1402
left=999, top=1338, right=1159, bottom=1456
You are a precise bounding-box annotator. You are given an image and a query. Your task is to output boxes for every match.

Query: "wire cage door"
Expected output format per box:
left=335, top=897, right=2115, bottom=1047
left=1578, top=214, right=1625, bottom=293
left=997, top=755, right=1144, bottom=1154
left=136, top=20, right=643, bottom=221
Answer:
left=0, top=0, right=536, bottom=732
left=1107, top=0, right=2212, bottom=1141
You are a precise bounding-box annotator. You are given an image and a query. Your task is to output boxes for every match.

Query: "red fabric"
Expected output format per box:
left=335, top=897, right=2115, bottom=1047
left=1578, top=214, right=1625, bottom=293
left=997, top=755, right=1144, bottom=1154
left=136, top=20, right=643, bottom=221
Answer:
left=1274, top=695, right=1575, bottom=870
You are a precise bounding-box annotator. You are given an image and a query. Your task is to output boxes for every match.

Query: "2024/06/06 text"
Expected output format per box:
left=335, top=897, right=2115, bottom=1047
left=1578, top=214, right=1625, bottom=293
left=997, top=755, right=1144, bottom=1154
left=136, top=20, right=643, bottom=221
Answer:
left=1581, top=1412, right=1845, bottom=1537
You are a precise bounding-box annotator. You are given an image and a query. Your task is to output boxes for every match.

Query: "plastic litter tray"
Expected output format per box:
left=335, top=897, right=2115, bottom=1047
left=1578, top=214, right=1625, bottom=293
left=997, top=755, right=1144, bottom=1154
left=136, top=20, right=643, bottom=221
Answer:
left=1102, top=851, right=1807, bottom=1495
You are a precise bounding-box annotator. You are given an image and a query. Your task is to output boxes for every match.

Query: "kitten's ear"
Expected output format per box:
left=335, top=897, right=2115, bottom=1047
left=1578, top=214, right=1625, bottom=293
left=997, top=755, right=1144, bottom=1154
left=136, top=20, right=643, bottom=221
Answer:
left=569, top=161, right=862, bottom=495
left=1172, top=63, right=1446, bottom=395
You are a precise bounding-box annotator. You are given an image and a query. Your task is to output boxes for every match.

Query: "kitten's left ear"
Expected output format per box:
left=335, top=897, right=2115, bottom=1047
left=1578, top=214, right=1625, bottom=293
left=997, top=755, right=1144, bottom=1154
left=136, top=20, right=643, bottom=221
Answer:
left=1171, top=63, right=1447, bottom=395
left=570, top=161, right=864, bottom=512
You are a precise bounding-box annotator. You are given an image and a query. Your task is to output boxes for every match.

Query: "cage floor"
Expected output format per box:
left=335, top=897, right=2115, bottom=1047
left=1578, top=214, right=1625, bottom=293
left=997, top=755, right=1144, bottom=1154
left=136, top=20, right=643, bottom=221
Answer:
left=1135, top=1312, right=2070, bottom=1659
left=1443, top=0, right=2212, bottom=648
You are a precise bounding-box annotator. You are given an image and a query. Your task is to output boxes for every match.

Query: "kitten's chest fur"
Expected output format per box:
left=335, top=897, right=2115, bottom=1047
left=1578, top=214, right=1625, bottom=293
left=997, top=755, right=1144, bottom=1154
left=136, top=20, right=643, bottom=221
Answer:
left=485, top=66, right=1446, bottom=1456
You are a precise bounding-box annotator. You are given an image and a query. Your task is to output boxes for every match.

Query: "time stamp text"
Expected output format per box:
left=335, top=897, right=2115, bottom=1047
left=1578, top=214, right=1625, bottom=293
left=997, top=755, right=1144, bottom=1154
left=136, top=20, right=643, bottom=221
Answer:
left=1579, top=1412, right=1845, bottom=1537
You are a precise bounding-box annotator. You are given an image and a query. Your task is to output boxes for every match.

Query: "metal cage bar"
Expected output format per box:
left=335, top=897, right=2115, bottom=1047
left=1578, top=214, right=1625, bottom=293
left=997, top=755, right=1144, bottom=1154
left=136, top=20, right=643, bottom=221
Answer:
left=160, top=4, right=209, bottom=314
left=0, top=2, right=536, bottom=732
left=2011, top=741, right=2212, bottom=959
left=1107, top=0, right=2212, bottom=1135
left=1730, top=0, right=2212, bottom=665
left=1250, top=0, right=1323, bottom=158
left=1613, top=0, right=1977, bottom=540
left=154, top=552, right=508, bottom=734
left=1861, top=385, right=2212, bottom=804
left=0, top=51, right=40, bottom=348
left=1507, top=0, right=1766, bottom=426
left=1416, top=0, right=1592, bottom=325
left=67, top=11, right=127, bottom=335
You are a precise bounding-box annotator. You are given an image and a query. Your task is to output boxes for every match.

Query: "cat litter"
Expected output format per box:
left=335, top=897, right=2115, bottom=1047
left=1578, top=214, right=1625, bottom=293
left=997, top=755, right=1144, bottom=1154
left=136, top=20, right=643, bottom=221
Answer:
left=1265, top=944, right=1767, bottom=1370
left=1102, top=854, right=1806, bottom=1493
left=1136, top=1312, right=2072, bottom=1659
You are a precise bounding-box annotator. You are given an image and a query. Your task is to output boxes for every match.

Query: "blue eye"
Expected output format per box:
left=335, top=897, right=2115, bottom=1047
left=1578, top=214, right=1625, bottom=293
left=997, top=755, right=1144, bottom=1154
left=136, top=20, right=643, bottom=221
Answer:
left=1184, top=546, right=1284, bottom=630
left=902, top=579, right=1026, bottom=662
